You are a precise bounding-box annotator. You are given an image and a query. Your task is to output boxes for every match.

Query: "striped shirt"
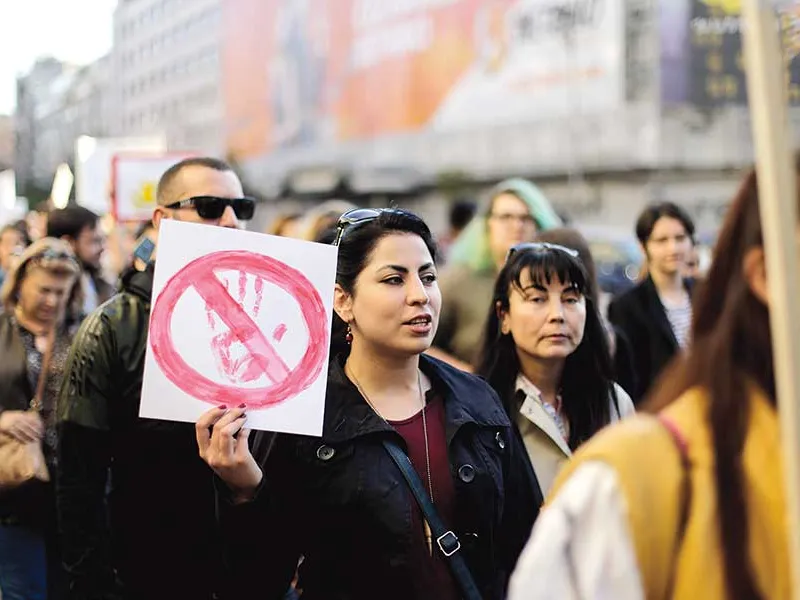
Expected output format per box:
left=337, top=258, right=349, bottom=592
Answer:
left=662, top=300, right=693, bottom=349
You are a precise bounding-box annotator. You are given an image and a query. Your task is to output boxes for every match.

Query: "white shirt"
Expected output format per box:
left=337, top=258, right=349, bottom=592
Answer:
left=82, top=272, right=99, bottom=315
left=508, top=461, right=645, bottom=600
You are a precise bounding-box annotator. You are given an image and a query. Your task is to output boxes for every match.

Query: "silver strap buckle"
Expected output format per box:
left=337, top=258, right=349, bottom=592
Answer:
left=437, top=531, right=461, bottom=557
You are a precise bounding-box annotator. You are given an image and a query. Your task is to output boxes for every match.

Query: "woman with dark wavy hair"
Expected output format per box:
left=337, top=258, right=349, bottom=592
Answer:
left=476, top=242, right=634, bottom=495
left=508, top=159, right=794, bottom=600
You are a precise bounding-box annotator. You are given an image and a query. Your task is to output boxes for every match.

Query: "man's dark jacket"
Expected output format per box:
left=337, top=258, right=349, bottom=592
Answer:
left=57, top=264, right=225, bottom=600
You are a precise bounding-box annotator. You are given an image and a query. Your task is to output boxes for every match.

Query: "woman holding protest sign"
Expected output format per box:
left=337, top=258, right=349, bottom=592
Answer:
left=196, top=208, right=541, bottom=600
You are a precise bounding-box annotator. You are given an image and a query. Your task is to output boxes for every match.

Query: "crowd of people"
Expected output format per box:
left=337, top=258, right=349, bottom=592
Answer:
left=0, top=154, right=791, bottom=599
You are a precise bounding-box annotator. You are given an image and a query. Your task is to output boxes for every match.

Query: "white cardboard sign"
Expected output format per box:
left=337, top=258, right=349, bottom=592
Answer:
left=112, top=153, right=195, bottom=222
left=140, top=220, right=337, bottom=435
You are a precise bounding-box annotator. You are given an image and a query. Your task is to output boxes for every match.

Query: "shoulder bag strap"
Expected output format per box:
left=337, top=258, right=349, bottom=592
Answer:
left=30, top=331, right=55, bottom=412
left=382, top=438, right=483, bottom=600
left=658, top=414, right=692, bottom=600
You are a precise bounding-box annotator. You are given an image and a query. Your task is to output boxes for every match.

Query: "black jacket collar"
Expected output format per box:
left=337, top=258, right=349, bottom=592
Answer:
left=321, top=353, right=509, bottom=445
left=641, top=275, right=694, bottom=350
left=121, top=263, right=155, bottom=304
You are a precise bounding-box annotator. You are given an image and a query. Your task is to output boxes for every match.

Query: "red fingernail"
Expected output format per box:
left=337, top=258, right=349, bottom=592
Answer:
left=238, top=403, right=246, bottom=409
left=219, top=405, right=227, bottom=410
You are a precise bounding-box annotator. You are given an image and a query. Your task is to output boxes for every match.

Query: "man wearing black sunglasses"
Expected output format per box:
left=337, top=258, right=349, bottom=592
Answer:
left=56, top=157, right=251, bottom=600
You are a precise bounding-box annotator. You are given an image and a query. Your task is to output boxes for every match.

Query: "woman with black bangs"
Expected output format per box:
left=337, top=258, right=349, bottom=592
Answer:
left=477, top=242, right=635, bottom=495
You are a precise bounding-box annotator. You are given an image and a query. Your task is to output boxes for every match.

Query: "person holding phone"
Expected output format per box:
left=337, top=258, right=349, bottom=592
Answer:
left=56, top=157, right=257, bottom=600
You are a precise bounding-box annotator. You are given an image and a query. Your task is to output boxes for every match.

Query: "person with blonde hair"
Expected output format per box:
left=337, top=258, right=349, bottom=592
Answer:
left=0, top=238, right=82, bottom=600
left=298, top=199, right=359, bottom=242
left=432, top=178, right=561, bottom=370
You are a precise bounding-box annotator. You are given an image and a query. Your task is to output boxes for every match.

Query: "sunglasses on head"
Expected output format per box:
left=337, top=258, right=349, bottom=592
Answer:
left=22, top=248, right=80, bottom=271
left=505, top=242, right=580, bottom=264
left=333, top=208, right=401, bottom=246
left=164, top=196, right=256, bottom=221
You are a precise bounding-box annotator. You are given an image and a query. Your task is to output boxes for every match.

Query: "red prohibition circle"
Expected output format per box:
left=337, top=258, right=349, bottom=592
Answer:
left=149, top=250, right=329, bottom=409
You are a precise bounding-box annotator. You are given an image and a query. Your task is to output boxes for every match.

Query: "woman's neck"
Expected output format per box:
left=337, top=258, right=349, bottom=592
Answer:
left=650, top=268, right=685, bottom=296
left=519, top=353, right=564, bottom=408
left=14, top=307, right=52, bottom=337
left=345, top=343, right=423, bottom=420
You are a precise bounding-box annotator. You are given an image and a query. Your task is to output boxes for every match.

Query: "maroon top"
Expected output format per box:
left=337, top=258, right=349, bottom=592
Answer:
left=390, top=391, right=459, bottom=600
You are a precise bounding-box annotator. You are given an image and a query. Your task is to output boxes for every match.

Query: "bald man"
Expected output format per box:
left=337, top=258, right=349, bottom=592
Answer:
left=56, top=158, right=253, bottom=600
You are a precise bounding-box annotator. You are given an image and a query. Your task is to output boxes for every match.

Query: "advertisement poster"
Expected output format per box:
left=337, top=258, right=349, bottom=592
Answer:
left=661, top=0, right=800, bottom=106
left=223, top=0, right=625, bottom=160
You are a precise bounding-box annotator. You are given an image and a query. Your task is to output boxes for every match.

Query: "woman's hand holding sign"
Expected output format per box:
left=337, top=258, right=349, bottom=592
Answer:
left=196, top=405, right=263, bottom=503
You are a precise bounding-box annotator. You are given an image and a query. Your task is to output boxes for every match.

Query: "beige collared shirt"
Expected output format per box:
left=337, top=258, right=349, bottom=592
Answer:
left=515, top=374, right=635, bottom=496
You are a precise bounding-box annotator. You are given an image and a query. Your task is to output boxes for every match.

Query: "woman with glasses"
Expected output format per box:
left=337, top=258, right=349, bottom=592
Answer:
left=476, top=243, right=634, bottom=496
left=0, top=238, right=82, bottom=600
left=432, top=178, right=561, bottom=371
left=196, top=208, right=541, bottom=600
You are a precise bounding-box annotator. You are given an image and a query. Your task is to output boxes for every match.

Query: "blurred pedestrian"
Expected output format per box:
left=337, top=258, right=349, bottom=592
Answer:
left=432, top=178, right=561, bottom=371
left=25, top=201, right=50, bottom=244
left=508, top=157, right=792, bottom=600
left=438, top=198, right=477, bottom=261
left=0, top=238, right=82, bottom=600
left=46, top=207, right=113, bottom=316
left=298, top=199, right=359, bottom=242
left=196, top=208, right=539, bottom=600
left=477, top=242, right=634, bottom=496
left=0, top=224, right=28, bottom=290
left=56, top=157, right=254, bottom=600
left=267, top=211, right=303, bottom=238
left=608, top=202, right=696, bottom=403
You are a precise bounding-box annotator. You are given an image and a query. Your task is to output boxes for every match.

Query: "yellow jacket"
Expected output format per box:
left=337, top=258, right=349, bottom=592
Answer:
left=549, top=386, right=791, bottom=599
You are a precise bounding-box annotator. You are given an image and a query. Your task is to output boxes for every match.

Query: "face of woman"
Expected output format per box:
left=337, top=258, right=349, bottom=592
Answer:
left=17, top=266, right=75, bottom=327
left=0, top=228, right=24, bottom=273
left=644, top=216, right=693, bottom=278
left=500, top=269, right=587, bottom=363
left=487, top=193, right=538, bottom=265
left=335, top=233, right=441, bottom=358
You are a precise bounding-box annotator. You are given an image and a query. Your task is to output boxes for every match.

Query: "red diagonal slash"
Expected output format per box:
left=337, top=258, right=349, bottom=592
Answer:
left=150, top=250, right=329, bottom=409
left=193, top=270, right=290, bottom=384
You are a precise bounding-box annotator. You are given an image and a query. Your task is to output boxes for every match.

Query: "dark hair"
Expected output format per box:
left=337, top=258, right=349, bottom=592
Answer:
left=635, top=202, right=696, bottom=246
left=449, top=199, right=477, bottom=231
left=11, top=220, right=31, bottom=246
left=331, top=209, right=439, bottom=355
left=46, top=206, right=99, bottom=240
left=645, top=161, right=795, bottom=600
left=156, top=157, right=234, bottom=204
left=477, top=247, right=618, bottom=450
left=535, top=228, right=600, bottom=303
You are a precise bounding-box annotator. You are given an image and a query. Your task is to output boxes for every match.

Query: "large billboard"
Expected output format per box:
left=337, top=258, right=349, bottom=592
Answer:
left=223, top=0, right=626, bottom=160
left=661, top=0, right=800, bottom=106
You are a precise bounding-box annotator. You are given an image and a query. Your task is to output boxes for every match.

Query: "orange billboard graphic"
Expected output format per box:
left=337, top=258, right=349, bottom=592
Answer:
left=223, top=0, right=625, bottom=160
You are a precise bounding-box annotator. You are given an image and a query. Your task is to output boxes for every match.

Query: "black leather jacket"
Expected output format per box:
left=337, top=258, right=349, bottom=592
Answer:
left=56, top=264, right=226, bottom=600
left=222, top=354, right=543, bottom=600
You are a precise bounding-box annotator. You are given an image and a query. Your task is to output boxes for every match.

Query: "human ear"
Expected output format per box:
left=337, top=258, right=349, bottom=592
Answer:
left=333, top=283, right=354, bottom=324
left=743, top=246, right=768, bottom=306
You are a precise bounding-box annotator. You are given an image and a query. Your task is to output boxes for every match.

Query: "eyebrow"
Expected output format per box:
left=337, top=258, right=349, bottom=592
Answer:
left=378, top=262, right=435, bottom=273
left=522, top=282, right=578, bottom=292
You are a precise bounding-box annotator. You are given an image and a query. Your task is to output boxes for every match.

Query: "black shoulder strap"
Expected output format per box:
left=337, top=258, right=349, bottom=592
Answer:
left=382, top=438, right=483, bottom=600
